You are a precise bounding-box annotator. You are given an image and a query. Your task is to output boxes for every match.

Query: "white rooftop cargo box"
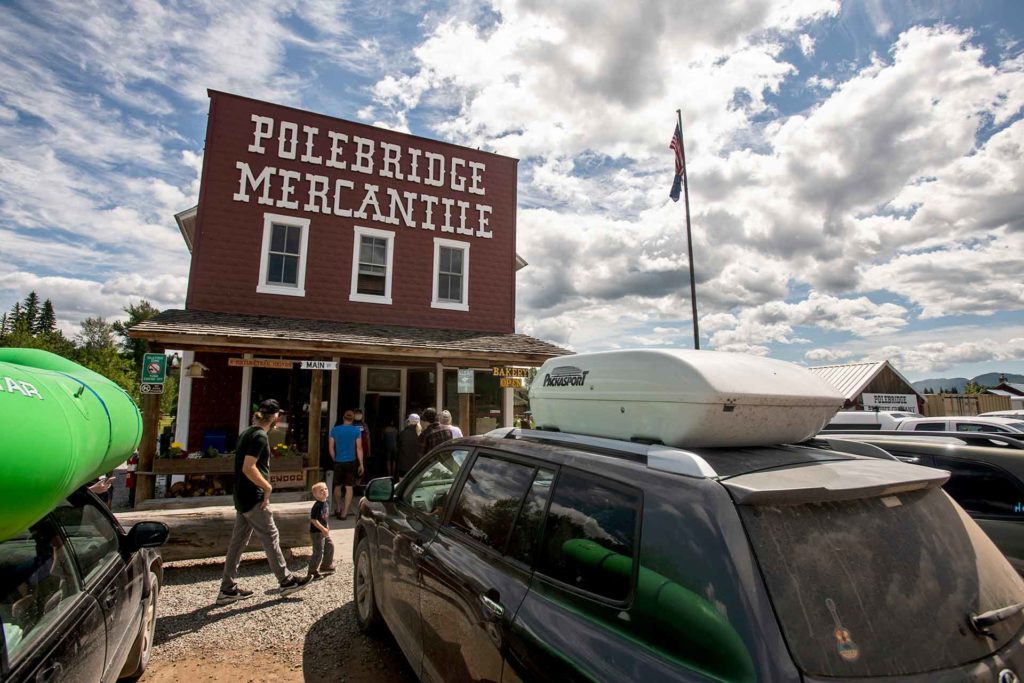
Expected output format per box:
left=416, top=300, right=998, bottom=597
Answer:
left=529, top=349, right=844, bottom=448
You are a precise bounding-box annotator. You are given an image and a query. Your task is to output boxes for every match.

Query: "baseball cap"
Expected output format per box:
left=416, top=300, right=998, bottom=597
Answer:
left=258, top=399, right=282, bottom=414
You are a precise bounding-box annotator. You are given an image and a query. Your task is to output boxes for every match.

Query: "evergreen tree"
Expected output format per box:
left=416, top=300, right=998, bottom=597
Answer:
left=21, top=292, right=40, bottom=332
left=0, top=312, right=7, bottom=335
left=35, top=299, right=57, bottom=334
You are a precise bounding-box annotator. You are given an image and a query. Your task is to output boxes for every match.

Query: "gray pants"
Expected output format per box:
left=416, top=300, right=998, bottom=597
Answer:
left=221, top=506, right=290, bottom=591
left=308, top=532, right=335, bottom=574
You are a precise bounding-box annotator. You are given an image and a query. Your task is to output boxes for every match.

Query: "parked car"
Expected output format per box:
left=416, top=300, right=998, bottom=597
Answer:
left=353, top=429, right=1024, bottom=682
left=0, top=488, right=168, bottom=682
left=825, top=432, right=1024, bottom=573
left=822, top=409, right=919, bottom=431
left=895, top=416, right=1024, bottom=434
left=982, top=410, right=1024, bottom=418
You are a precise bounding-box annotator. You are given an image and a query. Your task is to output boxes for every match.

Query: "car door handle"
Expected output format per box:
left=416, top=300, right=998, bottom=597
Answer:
left=480, top=594, right=504, bottom=618
left=35, top=661, right=62, bottom=683
left=897, top=456, right=920, bottom=464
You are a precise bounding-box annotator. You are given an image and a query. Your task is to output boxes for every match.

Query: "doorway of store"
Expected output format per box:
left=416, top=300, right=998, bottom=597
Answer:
left=363, top=394, right=401, bottom=479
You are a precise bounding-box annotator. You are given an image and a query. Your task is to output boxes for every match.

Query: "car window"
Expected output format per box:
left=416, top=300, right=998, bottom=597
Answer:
left=536, top=471, right=641, bottom=602
left=401, top=449, right=470, bottom=519
left=956, top=422, right=1007, bottom=433
left=0, top=516, right=81, bottom=662
left=931, top=456, right=1024, bottom=516
left=51, top=501, right=120, bottom=584
left=507, top=468, right=556, bottom=566
left=913, top=422, right=945, bottom=431
left=447, top=454, right=537, bottom=553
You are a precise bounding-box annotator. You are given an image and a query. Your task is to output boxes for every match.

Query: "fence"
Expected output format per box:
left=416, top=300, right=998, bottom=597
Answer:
left=922, top=394, right=1011, bottom=417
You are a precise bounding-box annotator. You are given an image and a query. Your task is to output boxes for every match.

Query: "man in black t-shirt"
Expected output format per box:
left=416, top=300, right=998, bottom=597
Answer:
left=217, top=399, right=312, bottom=604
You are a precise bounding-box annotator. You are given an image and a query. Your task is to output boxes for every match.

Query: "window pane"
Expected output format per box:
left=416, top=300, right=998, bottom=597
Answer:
left=285, top=225, right=300, bottom=254
left=268, top=253, right=284, bottom=284
left=281, top=254, right=298, bottom=285
left=440, top=247, right=452, bottom=273
left=51, top=503, right=120, bottom=584
left=402, top=449, right=470, bottom=519
left=507, top=468, right=555, bottom=565
left=0, top=516, right=81, bottom=661
left=450, top=248, right=463, bottom=273
left=914, top=423, right=944, bottom=431
left=271, top=224, right=286, bottom=253
left=438, top=273, right=450, bottom=301
left=448, top=274, right=462, bottom=302
left=373, top=241, right=386, bottom=266
left=449, top=456, right=536, bottom=552
left=538, top=472, right=639, bottom=601
left=359, top=238, right=373, bottom=263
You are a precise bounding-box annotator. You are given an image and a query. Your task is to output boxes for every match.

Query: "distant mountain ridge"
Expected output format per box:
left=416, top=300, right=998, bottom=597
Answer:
left=912, top=372, right=1024, bottom=394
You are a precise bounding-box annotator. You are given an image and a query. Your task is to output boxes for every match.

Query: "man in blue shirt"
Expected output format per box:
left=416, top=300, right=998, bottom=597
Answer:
left=329, top=410, right=364, bottom=519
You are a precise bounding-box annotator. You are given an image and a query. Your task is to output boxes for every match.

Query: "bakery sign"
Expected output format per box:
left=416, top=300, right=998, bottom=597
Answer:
left=233, top=114, right=494, bottom=239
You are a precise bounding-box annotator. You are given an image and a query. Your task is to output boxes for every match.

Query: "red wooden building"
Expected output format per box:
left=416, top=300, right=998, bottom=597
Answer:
left=130, top=91, right=566, bottom=499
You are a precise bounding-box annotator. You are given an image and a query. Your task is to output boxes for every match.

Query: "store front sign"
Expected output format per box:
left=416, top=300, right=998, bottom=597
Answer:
left=500, top=377, right=524, bottom=388
left=862, top=393, right=918, bottom=411
left=268, top=470, right=306, bottom=490
left=457, top=369, right=475, bottom=394
left=228, top=358, right=294, bottom=369
left=300, top=360, right=338, bottom=370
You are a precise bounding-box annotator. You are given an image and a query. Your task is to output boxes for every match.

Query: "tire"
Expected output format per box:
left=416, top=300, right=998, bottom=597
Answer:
left=118, top=569, right=159, bottom=682
left=354, top=537, right=383, bottom=634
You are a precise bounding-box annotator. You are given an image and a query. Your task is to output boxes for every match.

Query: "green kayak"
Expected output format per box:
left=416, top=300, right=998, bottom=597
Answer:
left=0, top=349, right=142, bottom=540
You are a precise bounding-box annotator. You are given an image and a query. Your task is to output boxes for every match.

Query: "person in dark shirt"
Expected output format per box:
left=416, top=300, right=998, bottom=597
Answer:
left=307, top=482, right=335, bottom=579
left=397, top=413, right=421, bottom=478
left=418, top=407, right=453, bottom=457
left=217, top=399, right=312, bottom=604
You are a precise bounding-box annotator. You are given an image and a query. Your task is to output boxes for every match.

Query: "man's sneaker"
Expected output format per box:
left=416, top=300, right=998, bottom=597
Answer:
left=280, top=573, right=313, bottom=596
left=216, top=587, right=254, bottom=605
left=319, top=566, right=336, bottom=576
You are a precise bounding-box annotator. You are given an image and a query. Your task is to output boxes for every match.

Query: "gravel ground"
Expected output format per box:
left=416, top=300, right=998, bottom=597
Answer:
left=142, top=525, right=417, bottom=682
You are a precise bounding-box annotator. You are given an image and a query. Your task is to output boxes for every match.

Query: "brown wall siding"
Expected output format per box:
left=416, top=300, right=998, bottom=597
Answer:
left=187, top=91, right=517, bottom=333
left=187, top=352, right=243, bottom=450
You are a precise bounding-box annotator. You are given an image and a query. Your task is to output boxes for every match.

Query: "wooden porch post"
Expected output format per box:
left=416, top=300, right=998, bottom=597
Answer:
left=308, top=369, right=323, bottom=475
left=135, top=392, right=161, bottom=506
left=459, top=392, right=472, bottom=437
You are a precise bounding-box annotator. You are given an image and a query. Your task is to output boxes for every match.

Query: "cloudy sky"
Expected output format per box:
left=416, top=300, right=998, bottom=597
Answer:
left=1, top=0, right=1022, bottom=381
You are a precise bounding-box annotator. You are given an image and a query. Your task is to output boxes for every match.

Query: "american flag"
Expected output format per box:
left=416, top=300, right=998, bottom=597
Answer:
left=669, top=121, right=684, bottom=202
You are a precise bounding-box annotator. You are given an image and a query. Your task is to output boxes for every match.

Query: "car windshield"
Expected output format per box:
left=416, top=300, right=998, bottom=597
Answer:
left=739, top=487, right=1024, bottom=677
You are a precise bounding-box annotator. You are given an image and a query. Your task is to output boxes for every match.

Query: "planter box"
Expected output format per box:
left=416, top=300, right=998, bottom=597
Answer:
left=152, top=455, right=306, bottom=475
left=153, top=458, right=233, bottom=475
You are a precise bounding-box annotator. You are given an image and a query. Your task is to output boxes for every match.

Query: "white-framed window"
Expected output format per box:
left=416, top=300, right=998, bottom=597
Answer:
left=431, top=237, right=469, bottom=311
left=256, top=213, right=310, bottom=297
left=350, top=225, right=394, bottom=305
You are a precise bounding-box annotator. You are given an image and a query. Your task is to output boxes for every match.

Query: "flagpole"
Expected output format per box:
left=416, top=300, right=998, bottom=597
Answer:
left=677, top=109, right=700, bottom=350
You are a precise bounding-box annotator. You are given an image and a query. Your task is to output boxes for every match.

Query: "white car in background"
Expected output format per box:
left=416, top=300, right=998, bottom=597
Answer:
left=980, top=410, right=1024, bottom=418
left=895, top=415, right=1024, bottom=434
left=822, top=409, right=920, bottom=431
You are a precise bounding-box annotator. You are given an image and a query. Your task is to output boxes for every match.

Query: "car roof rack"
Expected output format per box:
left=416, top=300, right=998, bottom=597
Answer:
left=485, top=427, right=718, bottom=479
left=822, top=430, right=1024, bottom=450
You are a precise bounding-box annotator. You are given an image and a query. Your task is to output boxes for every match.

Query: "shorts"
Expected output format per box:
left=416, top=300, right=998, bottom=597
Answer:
left=333, top=460, right=359, bottom=487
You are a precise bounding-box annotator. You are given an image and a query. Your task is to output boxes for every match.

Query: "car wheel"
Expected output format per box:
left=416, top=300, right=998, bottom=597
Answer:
left=354, top=537, right=382, bottom=634
left=118, top=569, right=160, bottom=682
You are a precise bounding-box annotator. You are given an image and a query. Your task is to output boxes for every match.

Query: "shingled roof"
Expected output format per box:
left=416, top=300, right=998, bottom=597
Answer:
left=129, top=309, right=569, bottom=363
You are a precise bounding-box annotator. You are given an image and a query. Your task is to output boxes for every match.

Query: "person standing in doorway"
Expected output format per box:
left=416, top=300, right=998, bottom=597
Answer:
left=218, top=399, right=312, bottom=604
left=329, top=410, right=364, bottom=520
left=439, top=409, right=463, bottom=438
left=397, top=413, right=420, bottom=478
left=418, top=407, right=454, bottom=457
left=353, top=409, right=372, bottom=479
left=382, top=420, right=399, bottom=476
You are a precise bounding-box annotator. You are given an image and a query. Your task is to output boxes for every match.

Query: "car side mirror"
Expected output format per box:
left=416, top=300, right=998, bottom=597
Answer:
left=125, top=521, right=169, bottom=551
left=365, top=477, right=395, bottom=502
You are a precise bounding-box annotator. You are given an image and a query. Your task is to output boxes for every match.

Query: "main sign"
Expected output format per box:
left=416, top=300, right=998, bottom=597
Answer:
left=300, top=360, right=338, bottom=370
left=141, top=353, right=166, bottom=384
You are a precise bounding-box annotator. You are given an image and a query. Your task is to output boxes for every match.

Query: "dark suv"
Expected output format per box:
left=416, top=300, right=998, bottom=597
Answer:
left=0, top=489, right=167, bottom=682
left=354, top=429, right=1024, bottom=682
